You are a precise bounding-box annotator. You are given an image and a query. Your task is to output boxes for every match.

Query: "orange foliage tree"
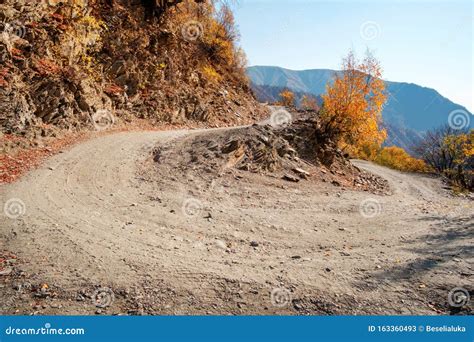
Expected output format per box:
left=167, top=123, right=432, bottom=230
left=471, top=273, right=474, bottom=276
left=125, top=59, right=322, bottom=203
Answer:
left=202, top=3, right=239, bottom=66
left=321, top=50, right=387, bottom=155
left=279, top=89, right=295, bottom=107
left=169, top=1, right=247, bottom=85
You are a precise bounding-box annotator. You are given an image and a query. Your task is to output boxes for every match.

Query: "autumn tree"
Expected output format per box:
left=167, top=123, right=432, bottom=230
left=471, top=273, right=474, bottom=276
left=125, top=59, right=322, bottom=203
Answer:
left=413, top=125, right=461, bottom=173
left=203, top=3, right=240, bottom=66
left=166, top=0, right=247, bottom=85
left=321, top=50, right=387, bottom=155
left=413, top=126, right=474, bottom=189
left=216, top=2, right=239, bottom=42
left=300, top=95, right=319, bottom=111
left=279, top=89, right=295, bottom=107
left=444, top=132, right=474, bottom=188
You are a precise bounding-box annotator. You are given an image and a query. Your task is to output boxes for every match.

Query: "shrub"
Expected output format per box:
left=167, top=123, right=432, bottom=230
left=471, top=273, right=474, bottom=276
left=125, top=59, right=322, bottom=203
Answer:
left=279, top=90, right=295, bottom=107
left=374, top=146, right=428, bottom=172
left=413, top=126, right=473, bottom=190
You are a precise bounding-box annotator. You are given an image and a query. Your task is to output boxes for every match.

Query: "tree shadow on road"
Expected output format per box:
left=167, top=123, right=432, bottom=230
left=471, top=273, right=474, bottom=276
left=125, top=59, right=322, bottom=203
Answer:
left=353, top=214, right=473, bottom=314
left=375, top=214, right=473, bottom=281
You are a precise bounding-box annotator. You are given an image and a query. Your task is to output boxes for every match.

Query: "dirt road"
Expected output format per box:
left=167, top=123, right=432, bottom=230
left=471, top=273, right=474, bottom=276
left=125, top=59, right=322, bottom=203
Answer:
left=1, top=128, right=472, bottom=315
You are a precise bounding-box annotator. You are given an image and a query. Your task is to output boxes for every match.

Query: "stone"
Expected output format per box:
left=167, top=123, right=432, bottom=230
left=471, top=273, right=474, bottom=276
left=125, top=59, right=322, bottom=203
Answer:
left=282, top=174, right=300, bottom=183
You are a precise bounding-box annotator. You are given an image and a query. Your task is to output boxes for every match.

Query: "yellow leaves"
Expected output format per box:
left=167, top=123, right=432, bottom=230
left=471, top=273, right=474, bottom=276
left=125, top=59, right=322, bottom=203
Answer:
left=202, top=18, right=236, bottom=66
left=357, top=143, right=380, bottom=161
left=321, top=50, right=387, bottom=153
left=374, top=146, right=428, bottom=172
left=357, top=143, right=427, bottom=173
left=201, top=64, right=222, bottom=82
left=78, top=15, right=104, bottom=31
left=444, top=130, right=474, bottom=165
left=76, top=14, right=106, bottom=47
left=170, top=1, right=243, bottom=82
left=463, top=131, right=474, bottom=157
left=279, top=90, right=295, bottom=107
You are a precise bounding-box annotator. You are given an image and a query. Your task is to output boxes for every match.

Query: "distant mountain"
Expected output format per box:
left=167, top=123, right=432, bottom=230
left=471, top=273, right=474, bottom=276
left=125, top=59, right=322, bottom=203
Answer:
left=250, top=84, right=321, bottom=107
left=247, top=66, right=473, bottom=152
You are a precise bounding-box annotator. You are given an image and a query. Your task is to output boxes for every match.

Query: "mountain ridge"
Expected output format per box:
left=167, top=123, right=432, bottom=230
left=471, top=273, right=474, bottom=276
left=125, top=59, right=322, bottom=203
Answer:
left=247, top=65, right=473, bottom=152
left=248, top=65, right=469, bottom=105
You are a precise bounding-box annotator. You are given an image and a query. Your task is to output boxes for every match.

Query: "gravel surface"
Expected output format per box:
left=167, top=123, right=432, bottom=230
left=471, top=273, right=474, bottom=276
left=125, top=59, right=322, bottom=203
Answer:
left=0, top=126, right=472, bottom=315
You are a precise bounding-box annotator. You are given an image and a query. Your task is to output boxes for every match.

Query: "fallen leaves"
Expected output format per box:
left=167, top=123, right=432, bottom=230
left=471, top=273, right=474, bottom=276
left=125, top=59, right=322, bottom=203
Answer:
left=0, top=132, right=86, bottom=184
left=0, top=251, right=18, bottom=276
left=34, top=58, right=62, bottom=76
left=104, top=84, right=124, bottom=96
left=0, top=119, right=198, bottom=184
left=0, top=68, right=9, bottom=88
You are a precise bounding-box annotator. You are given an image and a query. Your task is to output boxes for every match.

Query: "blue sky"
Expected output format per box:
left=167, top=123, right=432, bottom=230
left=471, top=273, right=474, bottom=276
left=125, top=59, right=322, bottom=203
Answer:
left=232, top=0, right=473, bottom=112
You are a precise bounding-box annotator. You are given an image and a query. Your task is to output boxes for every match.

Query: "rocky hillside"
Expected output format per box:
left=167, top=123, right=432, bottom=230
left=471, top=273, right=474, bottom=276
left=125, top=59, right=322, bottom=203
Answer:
left=0, top=0, right=266, bottom=139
